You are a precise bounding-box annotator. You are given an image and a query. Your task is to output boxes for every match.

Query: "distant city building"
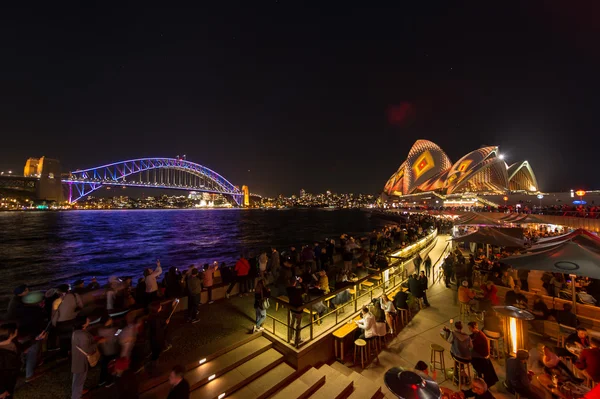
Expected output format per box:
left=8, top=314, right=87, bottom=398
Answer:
left=383, top=140, right=539, bottom=198
left=300, top=188, right=306, bottom=198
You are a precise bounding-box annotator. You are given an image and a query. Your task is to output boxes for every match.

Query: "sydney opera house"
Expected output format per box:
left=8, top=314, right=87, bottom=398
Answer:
left=383, top=140, right=539, bottom=198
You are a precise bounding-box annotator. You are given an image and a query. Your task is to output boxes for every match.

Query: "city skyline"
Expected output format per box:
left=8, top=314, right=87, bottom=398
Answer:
left=1, top=3, right=600, bottom=196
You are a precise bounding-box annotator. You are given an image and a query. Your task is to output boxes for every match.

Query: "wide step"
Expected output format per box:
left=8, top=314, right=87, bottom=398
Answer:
left=227, top=362, right=295, bottom=399
left=268, top=367, right=325, bottom=399
left=140, top=336, right=273, bottom=399
left=190, top=348, right=284, bottom=399
left=329, top=362, right=381, bottom=399
left=308, top=364, right=353, bottom=399
left=346, top=371, right=381, bottom=399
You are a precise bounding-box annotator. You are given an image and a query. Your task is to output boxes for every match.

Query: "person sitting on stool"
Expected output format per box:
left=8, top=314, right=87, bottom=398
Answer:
left=354, top=306, right=376, bottom=340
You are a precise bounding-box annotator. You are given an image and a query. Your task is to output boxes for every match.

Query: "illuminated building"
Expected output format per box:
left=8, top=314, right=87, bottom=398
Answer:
left=383, top=140, right=539, bottom=197
left=242, top=185, right=250, bottom=207
left=23, top=156, right=64, bottom=202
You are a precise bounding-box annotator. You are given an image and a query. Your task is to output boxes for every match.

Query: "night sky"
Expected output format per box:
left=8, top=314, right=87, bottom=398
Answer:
left=1, top=2, right=599, bottom=196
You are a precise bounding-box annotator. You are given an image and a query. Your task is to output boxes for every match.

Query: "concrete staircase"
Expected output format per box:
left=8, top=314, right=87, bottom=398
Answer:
left=139, top=334, right=382, bottom=399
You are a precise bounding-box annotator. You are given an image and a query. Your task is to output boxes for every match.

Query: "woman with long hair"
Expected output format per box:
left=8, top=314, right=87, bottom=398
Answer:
left=380, top=294, right=397, bottom=334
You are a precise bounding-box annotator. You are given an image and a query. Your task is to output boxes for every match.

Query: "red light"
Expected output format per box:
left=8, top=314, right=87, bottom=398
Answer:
left=412, top=384, right=418, bottom=390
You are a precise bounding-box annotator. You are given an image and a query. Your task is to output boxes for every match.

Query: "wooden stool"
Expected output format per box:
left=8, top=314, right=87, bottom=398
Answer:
left=451, top=354, right=472, bottom=391
left=484, top=331, right=504, bottom=363
left=366, top=336, right=380, bottom=362
left=398, top=308, right=410, bottom=327
left=430, top=344, right=446, bottom=379
left=354, top=339, right=367, bottom=368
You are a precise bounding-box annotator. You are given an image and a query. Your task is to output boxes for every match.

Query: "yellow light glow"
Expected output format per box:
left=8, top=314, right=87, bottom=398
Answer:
left=509, top=317, right=517, bottom=356
left=199, top=358, right=206, bottom=365
left=208, top=374, right=216, bottom=381
left=529, top=186, right=536, bottom=192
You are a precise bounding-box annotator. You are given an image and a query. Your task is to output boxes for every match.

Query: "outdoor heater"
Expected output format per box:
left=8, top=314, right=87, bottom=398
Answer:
left=493, top=306, right=535, bottom=357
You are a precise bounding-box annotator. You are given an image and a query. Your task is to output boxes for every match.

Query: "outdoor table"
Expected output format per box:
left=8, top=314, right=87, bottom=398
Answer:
left=537, top=373, right=567, bottom=399
left=332, top=315, right=361, bottom=361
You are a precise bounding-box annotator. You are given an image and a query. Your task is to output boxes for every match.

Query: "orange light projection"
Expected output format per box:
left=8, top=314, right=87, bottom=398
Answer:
left=412, top=150, right=434, bottom=179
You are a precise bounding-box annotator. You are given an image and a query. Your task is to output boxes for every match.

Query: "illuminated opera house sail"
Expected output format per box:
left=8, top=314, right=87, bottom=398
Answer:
left=383, top=140, right=539, bottom=197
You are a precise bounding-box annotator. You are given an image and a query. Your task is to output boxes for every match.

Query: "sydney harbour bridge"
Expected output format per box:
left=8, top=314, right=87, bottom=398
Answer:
left=2, top=156, right=249, bottom=206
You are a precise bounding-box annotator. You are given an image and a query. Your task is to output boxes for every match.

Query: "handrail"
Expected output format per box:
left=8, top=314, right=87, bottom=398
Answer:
left=275, top=229, right=438, bottom=313
left=264, top=229, right=440, bottom=347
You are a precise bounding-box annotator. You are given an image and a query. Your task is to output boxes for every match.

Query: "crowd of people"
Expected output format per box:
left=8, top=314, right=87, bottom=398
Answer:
left=0, top=213, right=441, bottom=399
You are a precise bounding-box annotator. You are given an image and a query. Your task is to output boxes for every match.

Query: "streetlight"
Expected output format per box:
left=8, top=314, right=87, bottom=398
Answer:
left=537, top=194, right=544, bottom=209
left=503, top=196, right=508, bottom=209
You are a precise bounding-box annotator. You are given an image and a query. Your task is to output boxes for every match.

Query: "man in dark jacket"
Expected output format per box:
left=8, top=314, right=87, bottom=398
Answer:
left=167, top=365, right=190, bottom=399
left=505, top=350, right=544, bottom=399
left=423, top=256, right=432, bottom=279
left=418, top=271, right=430, bottom=307
left=0, top=323, right=21, bottom=398
left=186, top=268, right=202, bottom=323
left=393, top=290, right=409, bottom=310
left=287, top=278, right=305, bottom=347
left=408, top=274, right=423, bottom=303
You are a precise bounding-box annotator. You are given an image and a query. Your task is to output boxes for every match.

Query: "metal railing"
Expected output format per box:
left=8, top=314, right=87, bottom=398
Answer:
left=263, top=229, right=440, bottom=347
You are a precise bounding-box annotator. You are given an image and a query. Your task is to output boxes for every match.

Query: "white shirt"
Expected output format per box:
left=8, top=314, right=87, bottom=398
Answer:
left=145, top=264, right=162, bottom=293
left=357, top=312, right=377, bottom=338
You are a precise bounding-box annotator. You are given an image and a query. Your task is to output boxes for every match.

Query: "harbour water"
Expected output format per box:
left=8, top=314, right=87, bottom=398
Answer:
left=0, top=208, right=388, bottom=306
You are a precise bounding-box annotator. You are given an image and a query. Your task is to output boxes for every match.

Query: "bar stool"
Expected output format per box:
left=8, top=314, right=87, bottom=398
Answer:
left=366, top=336, right=380, bottom=362
left=484, top=330, right=504, bottom=363
left=353, top=339, right=367, bottom=368
left=451, top=353, right=472, bottom=391
left=430, top=344, right=446, bottom=380
left=398, top=308, right=410, bottom=327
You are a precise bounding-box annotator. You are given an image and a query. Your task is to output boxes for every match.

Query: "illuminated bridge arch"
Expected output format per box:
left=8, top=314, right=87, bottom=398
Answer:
left=63, top=158, right=242, bottom=204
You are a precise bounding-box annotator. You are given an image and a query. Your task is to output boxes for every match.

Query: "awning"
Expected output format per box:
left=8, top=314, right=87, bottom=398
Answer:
left=501, top=229, right=600, bottom=278
left=452, top=227, right=526, bottom=247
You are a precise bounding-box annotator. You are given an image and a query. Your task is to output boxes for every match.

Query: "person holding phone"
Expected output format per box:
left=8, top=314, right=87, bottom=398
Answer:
left=144, top=260, right=163, bottom=308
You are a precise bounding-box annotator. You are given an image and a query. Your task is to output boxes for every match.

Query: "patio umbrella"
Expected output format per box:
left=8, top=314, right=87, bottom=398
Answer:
left=452, top=227, right=525, bottom=247
left=384, top=368, right=441, bottom=399
left=502, top=229, right=600, bottom=306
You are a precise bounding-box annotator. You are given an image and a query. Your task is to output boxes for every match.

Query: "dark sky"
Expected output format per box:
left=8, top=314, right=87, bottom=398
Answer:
left=1, top=2, right=599, bottom=196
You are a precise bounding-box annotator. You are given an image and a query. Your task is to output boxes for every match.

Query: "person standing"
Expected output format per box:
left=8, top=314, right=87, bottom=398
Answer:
left=287, top=278, right=304, bottom=346
left=186, top=268, right=202, bottom=323
left=0, top=323, right=21, bottom=398
left=97, top=314, right=119, bottom=387
left=227, top=254, right=250, bottom=298
left=71, top=317, right=97, bottom=399
left=467, top=322, right=499, bottom=388
left=270, top=247, right=280, bottom=280
left=418, top=271, right=430, bottom=307
left=144, top=260, right=163, bottom=307
left=202, top=262, right=219, bottom=304
left=5, top=284, right=29, bottom=321
left=424, top=256, right=432, bottom=279
left=253, top=278, right=270, bottom=333
left=379, top=295, right=397, bottom=334
left=258, top=252, right=268, bottom=278
left=53, top=286, right=84, bottom=359
left=167, top=365, right=190, bottom=399
left=147, top=301, right=173, bottom=370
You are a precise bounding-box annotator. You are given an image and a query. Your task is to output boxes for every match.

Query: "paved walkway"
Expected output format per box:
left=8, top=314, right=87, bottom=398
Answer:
left=339, top=235, right=552, bottom=399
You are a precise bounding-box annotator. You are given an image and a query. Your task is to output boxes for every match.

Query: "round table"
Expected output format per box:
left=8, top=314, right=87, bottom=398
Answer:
left=537, top=373, right=567, bottom=399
